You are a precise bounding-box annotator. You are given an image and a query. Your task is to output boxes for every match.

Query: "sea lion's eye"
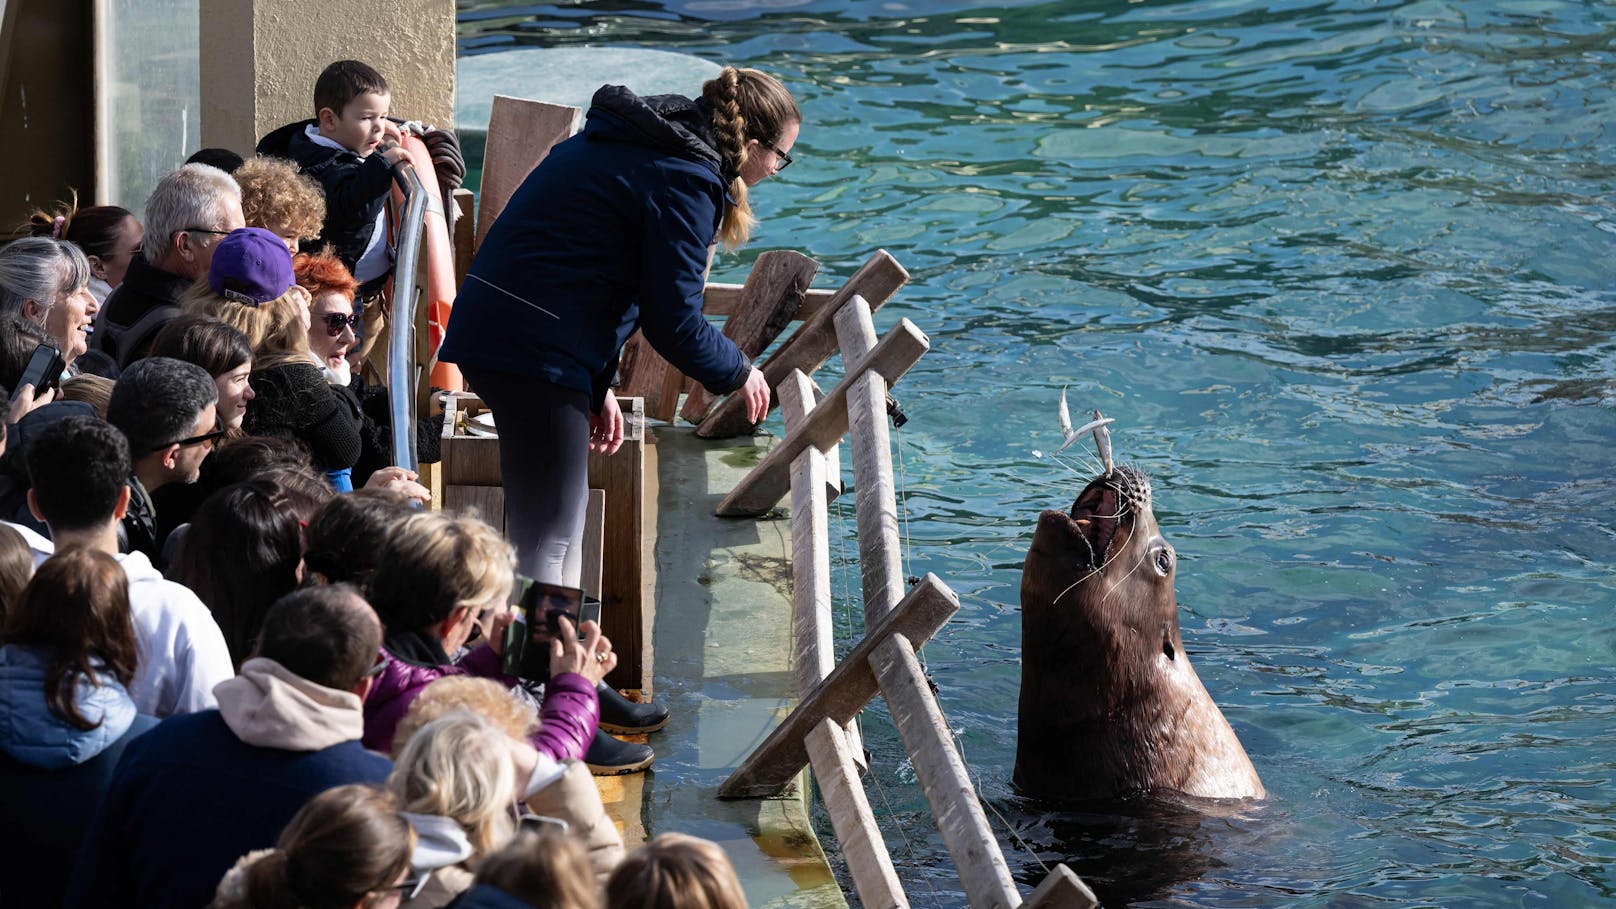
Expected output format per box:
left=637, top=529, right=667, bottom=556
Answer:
left=1153, top=547, right=1172, bottom=576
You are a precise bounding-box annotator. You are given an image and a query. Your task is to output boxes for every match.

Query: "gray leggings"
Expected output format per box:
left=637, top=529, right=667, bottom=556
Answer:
left=463, top=368, right=590, bottom=586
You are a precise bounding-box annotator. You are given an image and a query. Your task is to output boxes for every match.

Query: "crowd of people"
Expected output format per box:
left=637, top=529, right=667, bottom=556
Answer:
left=1, top=51, right=803, bottom=909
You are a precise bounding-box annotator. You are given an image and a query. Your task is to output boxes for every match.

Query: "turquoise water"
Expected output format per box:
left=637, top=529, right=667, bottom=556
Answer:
left=458, top=2, right=1616, bottom=905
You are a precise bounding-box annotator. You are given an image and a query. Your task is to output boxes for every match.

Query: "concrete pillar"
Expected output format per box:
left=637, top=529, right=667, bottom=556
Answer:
left=199, top=0, right=454, bottom=156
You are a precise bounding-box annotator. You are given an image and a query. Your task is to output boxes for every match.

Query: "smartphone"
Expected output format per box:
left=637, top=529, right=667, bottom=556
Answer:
left=17, top=342, right=66, bottom=397
left=502, top=578, right=598, bottom=679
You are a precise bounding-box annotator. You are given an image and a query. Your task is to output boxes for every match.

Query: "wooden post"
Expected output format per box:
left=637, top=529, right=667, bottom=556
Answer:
left=805, top=719, right=908, bottom=909
left=617, top=331, right=684, bottom=423
left=716, top=320, right=929, bottom=518
left=474, top=96, right=578, bottom=252
left=1024, top=865, right=1098, bottom=909
left=451, top=187, right=476, bottom=290
left=718, top=574, right=958, bottom=799
left=835, top=297, right=905, bottom=631
left=697, top=250, right=910, bottom=439
left=870, top=634, right=1021, bottom=909
left=680, top=250, right=819, bottom=425
left=581, top=488, right=605, bottom=601
left=587, top=396, right=649, bottom=691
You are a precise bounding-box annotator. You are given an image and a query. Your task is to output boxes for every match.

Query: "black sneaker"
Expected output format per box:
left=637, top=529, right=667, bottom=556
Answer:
left=585, top=728, right=654, bottom=775
left=597, top=682, right=670, bottom=734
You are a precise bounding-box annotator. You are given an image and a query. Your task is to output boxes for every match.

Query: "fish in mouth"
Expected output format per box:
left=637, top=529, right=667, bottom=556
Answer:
left=1015, top=465, right=1265, bottom=803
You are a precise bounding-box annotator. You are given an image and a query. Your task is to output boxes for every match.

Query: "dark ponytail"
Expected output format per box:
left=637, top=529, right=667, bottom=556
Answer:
left=230, top=785, right=413, bottom=909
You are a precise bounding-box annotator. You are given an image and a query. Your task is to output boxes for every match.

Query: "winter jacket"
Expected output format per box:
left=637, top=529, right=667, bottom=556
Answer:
left=448, top=884, right=534, bottom=909
left=363, top=626, right=599, bottom=762
left=118, top=549, right=235, bottom=718
left=243, top=359, right=362, bottom=471
left=120, top=474, right=162, bottom=565
left=524, top=759, right=625, bottom=882
left=257, top=120, right=394, bottom=292
left=0, top=646, right=158, bottom=909
left=438, top=85, right=750, bottom=411
left=94, top=256, right=193, bottom=369
left=65, top=658, right=391, bottom=909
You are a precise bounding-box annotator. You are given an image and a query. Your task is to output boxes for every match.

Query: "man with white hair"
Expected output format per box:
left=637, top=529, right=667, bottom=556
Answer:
left=95, top=163, right=245, bottom=368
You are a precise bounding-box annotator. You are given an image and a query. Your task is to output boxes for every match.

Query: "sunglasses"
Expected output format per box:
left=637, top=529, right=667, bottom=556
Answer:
left=322, top=312, right=362, bottom=336
left=151, top=427, right=226, bottom=452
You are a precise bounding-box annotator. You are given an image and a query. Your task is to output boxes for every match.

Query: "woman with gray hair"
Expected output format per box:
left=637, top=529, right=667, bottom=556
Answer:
left=0, top=236, right=99, bottom=373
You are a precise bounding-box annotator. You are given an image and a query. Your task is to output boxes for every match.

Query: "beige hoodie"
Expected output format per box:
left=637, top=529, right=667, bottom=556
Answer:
left=214, top=658, right=365, bottom=751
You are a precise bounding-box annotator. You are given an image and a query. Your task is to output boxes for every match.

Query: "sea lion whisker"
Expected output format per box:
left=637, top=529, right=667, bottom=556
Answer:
left=1100, top=548, right=1151, bottom=604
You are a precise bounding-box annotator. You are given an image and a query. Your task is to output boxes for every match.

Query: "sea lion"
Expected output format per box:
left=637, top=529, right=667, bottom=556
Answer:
left=1014, top=465, right=1265, bottom=802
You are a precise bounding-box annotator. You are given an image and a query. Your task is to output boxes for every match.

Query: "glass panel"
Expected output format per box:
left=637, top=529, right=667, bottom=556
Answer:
left=100, top=0, right=199, bottom=209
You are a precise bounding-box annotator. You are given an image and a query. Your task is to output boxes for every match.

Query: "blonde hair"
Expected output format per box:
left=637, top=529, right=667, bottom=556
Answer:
left=236, top=157, right=326, bottom=244
left=180, top=277, right=312, bottom=370
left=366, top=511, right=515, bottom=633
left=59, top=374, right=114, bottom=419
left=605, top=834, right=747, bottom=909
left=389, top=711, right=518, bottom=856
left=393, top=677, right=539, bottom=758
left=701, top=67, right=800, bottom=251
left=475, top=828, right=599, bottom=909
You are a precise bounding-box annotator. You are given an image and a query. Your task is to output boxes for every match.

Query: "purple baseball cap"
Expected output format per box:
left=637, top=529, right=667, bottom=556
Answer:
left=208, top=227, right=295, bottom=306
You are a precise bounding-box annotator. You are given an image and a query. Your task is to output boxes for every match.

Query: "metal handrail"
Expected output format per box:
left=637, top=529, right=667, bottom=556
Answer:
left=389, top=162, right=428, bottom=475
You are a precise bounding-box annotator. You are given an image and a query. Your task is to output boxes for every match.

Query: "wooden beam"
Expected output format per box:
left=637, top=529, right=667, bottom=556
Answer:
left=581, top=488, right=605, bottom=601
left=680, top=250, right=819, bottom=426
left=617, top=331, right=684, bottom=423
left=1023, top=865, right=1098, bottom=909
left=703, top=284, right=836, bottom=319
left=715, top=320, right=929, bottom=518
left=451, top=187, right=476, bottom=291
left=717, top=574, right=958, bottom=799
left=587, top=396, right=648, bottom=690
left=806, top=719, right=909, bottom=909
left=836, top=298, right=906, bottom=631
left=475, top=96, right=578, bottom=253
left=697, top=250, right=909, bottom=439
left=870, top=634, right=1021, bottom=909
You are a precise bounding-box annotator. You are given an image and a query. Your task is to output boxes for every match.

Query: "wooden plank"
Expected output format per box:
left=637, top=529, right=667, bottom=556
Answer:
left=581, top=488, right=605, bottom=601
left=870, top=634, right=1020, bottom=909
left=1023, top=865, right=1099, bottom=909
left=617, top=331, right=683, bottom=423
left=475, top=96, right=579, bottom=252
left=703, top=284, right=835, bottom=320
left=806, top=719, right=909, bottom=909
left=717, top=574, right=958, bottom=799
left=444, top=484, right=505, bottom=535
left=698, top=249, right=909, bottom=438
left=588, top=396, right=648, bottom=691
left=451, top=187, right=476, bottom=290
left=716, top=320, right=929, bottom=518
left=836, top=298, right=905, bottom=631
left=680, top=250, right=819, bottom=425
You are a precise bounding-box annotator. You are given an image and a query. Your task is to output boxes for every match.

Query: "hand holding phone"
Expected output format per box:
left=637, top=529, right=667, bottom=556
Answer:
left=17, top=343, right=66, bottom=399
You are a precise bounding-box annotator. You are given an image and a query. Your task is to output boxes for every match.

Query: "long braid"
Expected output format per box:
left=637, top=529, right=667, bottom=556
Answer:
left=704, top=67, right=755, bottom=249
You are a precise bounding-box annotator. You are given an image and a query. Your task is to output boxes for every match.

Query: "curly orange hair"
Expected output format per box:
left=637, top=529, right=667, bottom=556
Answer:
left=294, top=250, right=359, bottom=302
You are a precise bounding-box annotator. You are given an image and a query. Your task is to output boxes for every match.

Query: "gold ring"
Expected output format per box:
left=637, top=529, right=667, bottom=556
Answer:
left=595, top=652, right=608, bottom=663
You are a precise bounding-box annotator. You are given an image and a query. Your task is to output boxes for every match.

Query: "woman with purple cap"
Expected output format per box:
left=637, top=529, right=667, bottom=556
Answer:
left=180, top=227, right=362, bottom=490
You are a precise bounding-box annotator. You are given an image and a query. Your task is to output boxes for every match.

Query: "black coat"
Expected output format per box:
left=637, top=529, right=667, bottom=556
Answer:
left=94, top=257, right=192, bottom=370
left=257, top=120, right=393, bottom=292
left=242, top=360, right=361, bottom=471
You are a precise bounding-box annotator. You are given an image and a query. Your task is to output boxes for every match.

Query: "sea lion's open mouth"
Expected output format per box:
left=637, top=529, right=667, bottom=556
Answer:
left=1067, top=465, right=1152, bottom=571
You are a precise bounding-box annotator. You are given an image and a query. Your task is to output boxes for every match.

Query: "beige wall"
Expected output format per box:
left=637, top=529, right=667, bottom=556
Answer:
left=200, top=0, right=454, bottom=156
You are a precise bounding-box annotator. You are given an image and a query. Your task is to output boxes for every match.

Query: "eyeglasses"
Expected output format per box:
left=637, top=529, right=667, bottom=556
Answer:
left=322, top=312, right=362, bottom=336
left=177, top=227, right=231, bottom=239
left=767, top=142, right=793, bottom=171
left=151, top=427, right=227, bottom=452
left=387, top=874, right=429, bottom=900
left=364, top=652, right=388, bottom=678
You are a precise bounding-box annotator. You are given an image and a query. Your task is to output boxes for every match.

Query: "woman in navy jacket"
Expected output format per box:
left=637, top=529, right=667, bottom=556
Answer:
left=439, top=67, right=797, bottom=589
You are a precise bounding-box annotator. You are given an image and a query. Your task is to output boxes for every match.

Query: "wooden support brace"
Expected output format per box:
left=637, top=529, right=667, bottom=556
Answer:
left=717, top=574, right=958, bottom=798
left=451, top=187, right=476, bottom=291
left=704, top=284, right=836, bottom=319
left=806, top=719, right=909, bottom=909
left=715, top=319, right=929, bottom=518
left=581, top=488, right=605, bottom=601
left=681, top=250, right=820, bottom=425
left=836, top=297, right=906, bottom=630
left=474, top=96, right=578, bottom=253
left=617, top=331, right=684, bottom=423
left=698, top=249, right=909, bottom=439
left=870, top=634, right=1021, bottom=909
left=1023, top=865, right=1098, bottom=909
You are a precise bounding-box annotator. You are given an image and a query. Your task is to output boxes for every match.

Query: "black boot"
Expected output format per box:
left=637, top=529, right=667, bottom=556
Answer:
left=597, top=682, right=670, bottom=735
left=585, top=728, right=654, bottom=775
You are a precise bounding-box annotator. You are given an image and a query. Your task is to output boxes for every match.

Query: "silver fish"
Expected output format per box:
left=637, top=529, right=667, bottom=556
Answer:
left=1055, top=387, right=1115, bottom=455
left=1092, top=409, right=1114, bottom=476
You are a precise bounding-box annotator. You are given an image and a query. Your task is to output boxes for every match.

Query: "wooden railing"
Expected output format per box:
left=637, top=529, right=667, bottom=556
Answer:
left=709, top=264, right=1097, bottom=909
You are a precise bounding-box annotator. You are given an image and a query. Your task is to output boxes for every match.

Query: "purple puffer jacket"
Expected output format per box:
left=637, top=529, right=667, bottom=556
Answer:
left=361, top=642, right=598, bottom=760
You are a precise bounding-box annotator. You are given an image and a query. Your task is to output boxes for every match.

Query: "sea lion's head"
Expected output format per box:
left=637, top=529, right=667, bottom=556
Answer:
left=1021, top=465, right=1184, bottom=674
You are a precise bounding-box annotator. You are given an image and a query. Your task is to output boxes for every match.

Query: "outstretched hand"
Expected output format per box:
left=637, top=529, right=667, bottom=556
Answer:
left=589, top=390, right=625, bottom=455
left=740, top=367, right=770, bottom=424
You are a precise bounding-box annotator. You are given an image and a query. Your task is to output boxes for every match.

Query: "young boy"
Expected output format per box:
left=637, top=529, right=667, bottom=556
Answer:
left=257, top=60, right=410, bottom=301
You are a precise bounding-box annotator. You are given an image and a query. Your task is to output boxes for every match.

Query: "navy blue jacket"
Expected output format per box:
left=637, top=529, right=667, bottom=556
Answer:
left=438, top=86, right=750, bottom=410
left=258, top=120, right=393, bottom=292
left=64, top=709, right=391, bottom=909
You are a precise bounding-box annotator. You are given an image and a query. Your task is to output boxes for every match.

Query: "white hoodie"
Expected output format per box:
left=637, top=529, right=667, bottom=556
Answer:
left=116, top=550, right=235, bottom=717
